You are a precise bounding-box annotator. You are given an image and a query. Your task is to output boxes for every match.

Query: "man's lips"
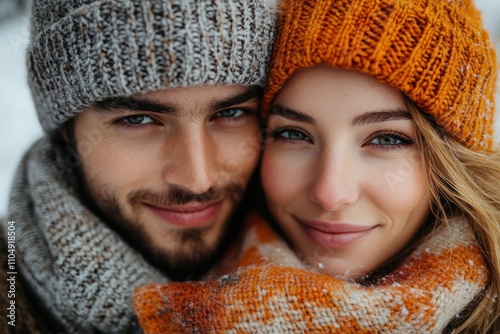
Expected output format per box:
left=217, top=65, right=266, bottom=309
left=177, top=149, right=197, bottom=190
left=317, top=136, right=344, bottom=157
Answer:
left=145, top=201, right=223, bottom=228
left=296, top=218, right=376, bottom=249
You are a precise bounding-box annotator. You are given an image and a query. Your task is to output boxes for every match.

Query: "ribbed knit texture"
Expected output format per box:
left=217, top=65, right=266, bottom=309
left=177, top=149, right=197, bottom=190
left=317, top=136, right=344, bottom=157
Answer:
left=263, top=0, right=497, bottom=151
left=6, top=138, right=168, bottom=333
left=133, top=214, right=489, bottom=333
left=28, top=0, right=278, bottom=132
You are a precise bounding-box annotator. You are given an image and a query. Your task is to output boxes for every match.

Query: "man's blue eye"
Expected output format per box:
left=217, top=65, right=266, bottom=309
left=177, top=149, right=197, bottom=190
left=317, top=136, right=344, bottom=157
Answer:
left=216, top=109, right=245, bottom=118
left=122, top=115, right=154, bottom=124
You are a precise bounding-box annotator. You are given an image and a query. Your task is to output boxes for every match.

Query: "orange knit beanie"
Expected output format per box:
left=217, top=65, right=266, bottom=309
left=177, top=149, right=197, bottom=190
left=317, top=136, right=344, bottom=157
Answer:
left=263, top=0, right=498, bottom=150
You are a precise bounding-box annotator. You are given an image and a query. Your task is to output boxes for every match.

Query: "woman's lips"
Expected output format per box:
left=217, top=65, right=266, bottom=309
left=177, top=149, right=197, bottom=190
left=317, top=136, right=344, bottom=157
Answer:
left=296, top=218, right=376, bottom=249
left=145, top=201, right=223, bottom=228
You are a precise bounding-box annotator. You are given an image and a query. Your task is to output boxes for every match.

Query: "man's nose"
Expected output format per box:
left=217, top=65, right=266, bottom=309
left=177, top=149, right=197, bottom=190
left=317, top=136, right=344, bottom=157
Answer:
left=163, top=127, right=219, bottom=195
left=308, top=149, right=359, bottom=211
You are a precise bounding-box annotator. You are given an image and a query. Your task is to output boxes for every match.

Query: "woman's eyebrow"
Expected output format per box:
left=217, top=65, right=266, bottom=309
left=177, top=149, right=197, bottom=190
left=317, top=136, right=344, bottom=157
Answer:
left=351, top=110, right=411, bottom=127
left=269, top=104, right=315, bottom=124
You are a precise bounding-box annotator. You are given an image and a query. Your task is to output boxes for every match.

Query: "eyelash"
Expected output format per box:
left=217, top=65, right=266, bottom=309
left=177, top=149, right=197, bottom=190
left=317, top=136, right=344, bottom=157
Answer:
left=112, top=108, right=255, bottom=130
left=364, top=130, right=414, bottom=151
left=210, top=108, right=254, bottom=124
left=112, top=114, right=159, bottom=130
left=269, top=127, right=414, bottom=151
left=269, top=127, right=313, bottom=145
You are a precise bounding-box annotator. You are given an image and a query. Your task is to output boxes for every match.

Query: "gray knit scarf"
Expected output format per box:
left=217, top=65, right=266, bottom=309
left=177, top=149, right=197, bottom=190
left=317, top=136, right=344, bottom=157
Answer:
left=7, top=137, right=167, bottom=333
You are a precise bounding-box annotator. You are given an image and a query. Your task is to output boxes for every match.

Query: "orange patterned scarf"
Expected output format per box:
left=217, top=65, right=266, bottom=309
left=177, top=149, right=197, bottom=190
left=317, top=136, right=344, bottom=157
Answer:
left=133, top=214, right=488, bottom=333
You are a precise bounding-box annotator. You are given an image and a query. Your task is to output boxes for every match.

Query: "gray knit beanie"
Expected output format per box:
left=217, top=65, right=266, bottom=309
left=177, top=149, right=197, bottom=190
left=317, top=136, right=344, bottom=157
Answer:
left=27, top=0, right=278, bottom=133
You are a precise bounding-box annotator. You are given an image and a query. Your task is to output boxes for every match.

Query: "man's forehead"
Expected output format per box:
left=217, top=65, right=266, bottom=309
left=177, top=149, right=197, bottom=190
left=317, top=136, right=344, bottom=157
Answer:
left=139, top=85, right=261, bottom=115
left=138, top=85, right=257, bottom=101
left=90, top=85, right=261, bottom=116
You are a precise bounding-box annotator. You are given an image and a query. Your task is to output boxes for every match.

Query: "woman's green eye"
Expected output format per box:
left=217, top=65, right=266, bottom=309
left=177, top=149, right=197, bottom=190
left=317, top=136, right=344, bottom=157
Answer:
left=282, top=130, right=307, bottom=140
left=370, top=135, right=402, bottom=145
left=271, top=128, right=311, bottom=142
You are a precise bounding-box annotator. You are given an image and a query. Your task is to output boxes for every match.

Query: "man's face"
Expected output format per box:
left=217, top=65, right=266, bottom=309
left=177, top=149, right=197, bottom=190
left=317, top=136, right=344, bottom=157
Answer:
left=72, top=85, right=261, bottom=279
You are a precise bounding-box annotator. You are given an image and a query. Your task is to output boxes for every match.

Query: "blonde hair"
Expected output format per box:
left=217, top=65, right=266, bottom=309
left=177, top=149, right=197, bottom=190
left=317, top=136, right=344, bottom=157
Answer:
left=407, top=98, right=500, bottom=333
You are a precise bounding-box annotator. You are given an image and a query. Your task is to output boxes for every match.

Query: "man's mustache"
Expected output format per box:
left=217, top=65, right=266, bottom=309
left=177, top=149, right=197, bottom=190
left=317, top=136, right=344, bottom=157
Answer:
left=129, top=183, right=243, bottom=208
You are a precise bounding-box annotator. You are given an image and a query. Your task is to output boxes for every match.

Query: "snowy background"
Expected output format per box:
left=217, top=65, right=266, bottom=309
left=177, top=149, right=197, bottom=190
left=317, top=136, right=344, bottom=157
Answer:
left=1, top=1, right=499, bottom=216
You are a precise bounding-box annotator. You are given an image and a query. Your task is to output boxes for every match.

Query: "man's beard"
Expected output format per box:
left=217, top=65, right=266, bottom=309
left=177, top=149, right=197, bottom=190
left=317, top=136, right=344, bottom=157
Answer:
left=80, top=175, right=244, bottom=281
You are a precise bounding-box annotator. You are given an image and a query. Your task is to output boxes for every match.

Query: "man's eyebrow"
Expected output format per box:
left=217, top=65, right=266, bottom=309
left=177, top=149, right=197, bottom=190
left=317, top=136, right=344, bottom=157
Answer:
left=269, top=104, right=315, bottom=124
left=351, top=110, right=411, bottom=127
left=211, top=87, right=262, bottom=110
left=90, top=96, right=177, bottom=115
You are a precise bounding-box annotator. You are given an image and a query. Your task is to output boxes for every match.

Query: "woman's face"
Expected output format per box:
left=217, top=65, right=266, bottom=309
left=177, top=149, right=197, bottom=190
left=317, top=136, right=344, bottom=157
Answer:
left=262, top=64, right=431, bottom=279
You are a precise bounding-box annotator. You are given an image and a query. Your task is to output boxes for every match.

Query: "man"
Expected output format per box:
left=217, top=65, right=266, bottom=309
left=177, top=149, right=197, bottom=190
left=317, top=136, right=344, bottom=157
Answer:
left=2, top=0, right=277, bottom=332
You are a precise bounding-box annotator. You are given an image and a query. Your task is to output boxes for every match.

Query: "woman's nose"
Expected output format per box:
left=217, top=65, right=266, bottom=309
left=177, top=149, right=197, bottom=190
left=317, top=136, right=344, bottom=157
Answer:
left=308, top=149, right=359, bottom=211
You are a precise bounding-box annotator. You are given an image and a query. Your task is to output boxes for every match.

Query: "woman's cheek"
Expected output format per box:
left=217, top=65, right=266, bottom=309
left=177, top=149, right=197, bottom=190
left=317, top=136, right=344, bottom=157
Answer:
left=261, top=147, right=308, bottom=209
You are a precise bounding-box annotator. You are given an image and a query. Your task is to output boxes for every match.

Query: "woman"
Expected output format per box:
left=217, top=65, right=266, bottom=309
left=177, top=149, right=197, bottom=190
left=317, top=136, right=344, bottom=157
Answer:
left=262, top=64, right=432, bottom=281
left=133, top=0, right=500, bottom=332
